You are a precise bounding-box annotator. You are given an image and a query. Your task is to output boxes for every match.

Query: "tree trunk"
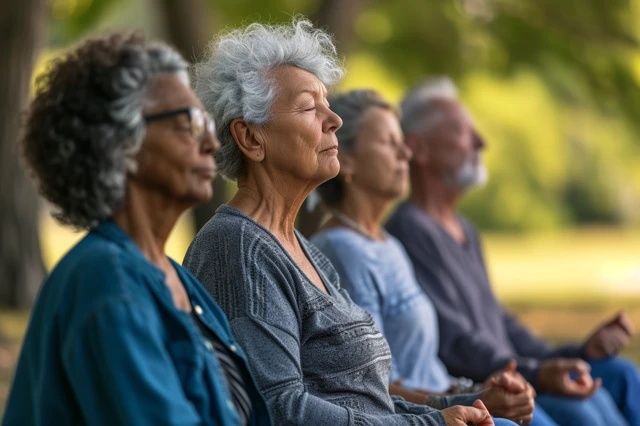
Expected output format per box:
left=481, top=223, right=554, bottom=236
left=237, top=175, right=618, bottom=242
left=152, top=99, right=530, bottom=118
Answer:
left=156, top=0, right=227, bottom=232
left=311, top=0, right=369, bottom=53
left=0, top=0, right=48, bottom=308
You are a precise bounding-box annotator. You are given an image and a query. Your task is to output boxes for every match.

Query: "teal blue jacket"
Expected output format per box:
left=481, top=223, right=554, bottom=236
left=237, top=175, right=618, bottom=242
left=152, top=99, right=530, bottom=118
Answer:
left=3, top=221, right=270, bottom=425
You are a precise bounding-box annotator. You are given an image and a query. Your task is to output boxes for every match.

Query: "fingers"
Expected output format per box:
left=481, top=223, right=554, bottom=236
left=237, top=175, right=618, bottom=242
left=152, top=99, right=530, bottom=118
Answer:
left=471, top=400, right=494, bottom=426
left=602, top=327, right=631, bottom=355
left=590, top=326, right=631, bottom=358
left=614, top=312, right=634, bottom=336
left=563, top=358, right=591, bottom=375
left=442, top=403, right=494, bottom=426
left=610, top=311, right=633, bottom=337
left=561, top=373, right=601, bottom=398
left=504, top=359, right=518, bottom=372
left=491, top=373, right=526, bottom=393
left=491, top=360, right=526, bottom=393
left=490, top=392, right=534, bottom=420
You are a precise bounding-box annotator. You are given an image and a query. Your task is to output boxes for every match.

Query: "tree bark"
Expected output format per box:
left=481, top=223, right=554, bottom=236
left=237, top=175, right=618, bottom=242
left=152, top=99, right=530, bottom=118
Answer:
left=0, top=0, right=48, bottom=307
left=311, top=0, right=369, bottom=53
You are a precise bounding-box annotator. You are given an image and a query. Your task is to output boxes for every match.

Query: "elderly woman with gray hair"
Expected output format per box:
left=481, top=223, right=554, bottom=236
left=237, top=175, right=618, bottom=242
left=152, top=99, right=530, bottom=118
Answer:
left=4, top=33, right=269, bottom=425
left=184, top=19, right=495, bottom=426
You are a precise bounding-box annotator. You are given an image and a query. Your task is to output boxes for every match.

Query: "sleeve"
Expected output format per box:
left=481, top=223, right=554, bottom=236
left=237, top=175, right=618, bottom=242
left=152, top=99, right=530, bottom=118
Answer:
left=62, top=298, right=202, bottom=426
left=423, top=392, right=483, bottom=410
left=470, top=228, right=553, bottom=360
left=502, top=309, right=552, bottom=357
left=473, top=229, right=583, bottom=367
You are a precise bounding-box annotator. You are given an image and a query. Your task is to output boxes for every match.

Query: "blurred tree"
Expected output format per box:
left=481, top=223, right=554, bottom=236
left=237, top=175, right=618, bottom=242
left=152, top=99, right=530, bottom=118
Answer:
left=154, top=0, right=229, bottom=231
left=0, top=0, right=48, bottom=307
left=31, top=0, right=640, bottom=236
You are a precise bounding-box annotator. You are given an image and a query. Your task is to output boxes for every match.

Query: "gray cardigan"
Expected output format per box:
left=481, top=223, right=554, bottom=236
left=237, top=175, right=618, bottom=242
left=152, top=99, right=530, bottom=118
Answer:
left=183, top=205, right=446, bottom=426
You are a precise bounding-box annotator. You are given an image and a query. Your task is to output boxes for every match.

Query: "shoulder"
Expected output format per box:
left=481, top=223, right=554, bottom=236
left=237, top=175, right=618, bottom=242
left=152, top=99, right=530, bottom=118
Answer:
left=48, top=232, right=143, bottom=300
left=185, top=206, right=284, bottom=268
left=311, top=228, right=377, bottom=264
left=184, top=207, right=303, bottom=321
left=387, top=204, right=441, bottom=255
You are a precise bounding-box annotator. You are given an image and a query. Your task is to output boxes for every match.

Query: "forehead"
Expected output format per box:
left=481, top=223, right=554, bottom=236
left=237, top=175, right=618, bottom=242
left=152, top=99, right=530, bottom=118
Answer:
left=360, top=106, right=399, bottom=130
left=437, top=99, right=472, bottom=125
left=270, top=66, right=327, bottom=102
left=146, top=72, right=198, bottom=109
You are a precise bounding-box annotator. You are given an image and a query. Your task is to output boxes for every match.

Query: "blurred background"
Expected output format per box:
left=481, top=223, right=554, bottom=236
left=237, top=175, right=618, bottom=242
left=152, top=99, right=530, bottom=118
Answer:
left=2, top=0, right=640, bottom=413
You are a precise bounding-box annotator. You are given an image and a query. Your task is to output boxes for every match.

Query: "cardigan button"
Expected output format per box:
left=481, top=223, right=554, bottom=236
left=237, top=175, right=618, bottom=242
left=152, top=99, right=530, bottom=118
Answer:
left=194, top=305, right=204, bottom=315
left=229, top=344, right=237, bottom=353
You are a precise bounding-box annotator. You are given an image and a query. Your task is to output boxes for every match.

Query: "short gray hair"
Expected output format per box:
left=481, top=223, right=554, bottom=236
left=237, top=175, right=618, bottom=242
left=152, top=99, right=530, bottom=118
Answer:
left=400, top=76, right=458, bottom=136
left=194, top=18, right=344, bottom=180
left=317, top=89, right=395, bottom=207
left=23, top=33, right=187, bottom=229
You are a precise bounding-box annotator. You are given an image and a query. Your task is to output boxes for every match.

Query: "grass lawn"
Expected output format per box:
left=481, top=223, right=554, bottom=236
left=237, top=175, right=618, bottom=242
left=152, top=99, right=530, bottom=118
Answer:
left=1, top=219, right=639, bottom=415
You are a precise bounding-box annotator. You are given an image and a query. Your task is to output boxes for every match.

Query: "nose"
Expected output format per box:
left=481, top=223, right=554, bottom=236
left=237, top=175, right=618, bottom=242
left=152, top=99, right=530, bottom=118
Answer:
left=324, top=106, right=343, bottom=133
left=399, top=141, right=413, bottom=161
left=201, top=129, right=221, bottom=155
left=473, top=129, right=486, bottom=150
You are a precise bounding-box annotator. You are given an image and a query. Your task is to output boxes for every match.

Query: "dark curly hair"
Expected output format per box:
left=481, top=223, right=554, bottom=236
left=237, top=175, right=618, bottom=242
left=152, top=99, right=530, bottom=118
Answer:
left=23, top=32, right=187, bottom=229
left=316, top=89, right=396, bottom=208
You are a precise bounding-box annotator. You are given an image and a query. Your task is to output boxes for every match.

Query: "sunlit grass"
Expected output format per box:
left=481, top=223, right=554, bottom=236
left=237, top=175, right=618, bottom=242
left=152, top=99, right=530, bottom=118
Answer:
left=483, top=227, right=640, bottom=304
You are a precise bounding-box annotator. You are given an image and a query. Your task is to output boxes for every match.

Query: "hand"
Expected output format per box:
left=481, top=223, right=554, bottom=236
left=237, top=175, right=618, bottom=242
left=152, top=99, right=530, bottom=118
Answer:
left=441, top=400, right=494, bottom=426
left=537, top=358, right=601, bottom=398
left=481, top=363, right=535, bottom=424
left=484, top=360, right=528, bottom=393
left=584, top=311, right=633, bottom=359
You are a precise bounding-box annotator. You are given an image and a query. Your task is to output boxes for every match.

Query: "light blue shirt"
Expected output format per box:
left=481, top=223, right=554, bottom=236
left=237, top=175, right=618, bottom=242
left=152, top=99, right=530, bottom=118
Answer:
left=312, top=228, right=452, bottom=392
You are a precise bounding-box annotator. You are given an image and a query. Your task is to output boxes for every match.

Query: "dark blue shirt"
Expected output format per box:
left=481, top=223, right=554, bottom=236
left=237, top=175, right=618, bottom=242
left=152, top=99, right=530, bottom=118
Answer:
left=386, top=202, right=581, bottom=385
left=3, top=221, right=270, bottom=426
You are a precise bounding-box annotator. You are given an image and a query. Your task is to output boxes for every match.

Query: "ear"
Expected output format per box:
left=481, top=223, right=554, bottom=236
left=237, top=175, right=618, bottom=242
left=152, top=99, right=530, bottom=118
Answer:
left=229, top=118, right=265, bottom=162
left=405, top=134, right=428, bottom=165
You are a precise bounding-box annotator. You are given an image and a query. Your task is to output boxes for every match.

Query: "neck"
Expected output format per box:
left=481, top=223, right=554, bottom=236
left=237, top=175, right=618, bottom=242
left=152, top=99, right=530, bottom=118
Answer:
left=112, top=185, right=185, bottom=265
left=329, top=187, right=390, bottom=241
left=229, top=168, right=316, bottom=244
left=409, top=167, right=466, bottom=243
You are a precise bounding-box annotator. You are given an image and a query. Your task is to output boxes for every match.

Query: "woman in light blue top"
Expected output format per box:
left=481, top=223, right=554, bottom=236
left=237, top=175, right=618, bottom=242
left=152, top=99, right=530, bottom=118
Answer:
left=312, top=89, right=542, bottom=426
left=3, top=33, right=269, bottom=426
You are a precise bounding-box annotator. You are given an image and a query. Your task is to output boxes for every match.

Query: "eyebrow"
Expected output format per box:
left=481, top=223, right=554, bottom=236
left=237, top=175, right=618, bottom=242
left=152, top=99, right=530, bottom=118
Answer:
left=293, top=87, right=328, bottom=100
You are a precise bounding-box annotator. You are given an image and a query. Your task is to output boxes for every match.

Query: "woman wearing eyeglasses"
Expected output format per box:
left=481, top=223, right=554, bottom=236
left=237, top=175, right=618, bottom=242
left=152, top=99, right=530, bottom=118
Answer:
left=3, top=33, right=270, bottom=426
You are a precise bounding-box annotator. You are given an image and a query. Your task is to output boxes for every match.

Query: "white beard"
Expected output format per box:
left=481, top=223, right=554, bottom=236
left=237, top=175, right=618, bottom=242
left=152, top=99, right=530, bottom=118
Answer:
left=450, top=156, right=488, bottom=189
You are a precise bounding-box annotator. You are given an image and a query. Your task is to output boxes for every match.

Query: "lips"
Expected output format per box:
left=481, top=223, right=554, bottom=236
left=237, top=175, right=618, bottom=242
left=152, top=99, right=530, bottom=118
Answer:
left=320, top=145, right=338, bottom=153
left=194, top=167, right=217, bottom=178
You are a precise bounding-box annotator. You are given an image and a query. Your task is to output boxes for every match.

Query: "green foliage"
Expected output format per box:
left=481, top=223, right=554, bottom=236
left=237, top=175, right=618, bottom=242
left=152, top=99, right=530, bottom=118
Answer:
left=41, top=0, right=640, bottom=230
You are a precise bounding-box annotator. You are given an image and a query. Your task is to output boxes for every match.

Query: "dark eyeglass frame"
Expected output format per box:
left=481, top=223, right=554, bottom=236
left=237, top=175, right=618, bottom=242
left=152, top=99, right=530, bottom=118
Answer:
left=143, top=107, right=215, bottom=144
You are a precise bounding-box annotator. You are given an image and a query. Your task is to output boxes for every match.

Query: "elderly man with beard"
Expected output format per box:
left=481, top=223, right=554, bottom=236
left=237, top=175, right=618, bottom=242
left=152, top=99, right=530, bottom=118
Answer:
left=386, top=78, right=640, bottom=426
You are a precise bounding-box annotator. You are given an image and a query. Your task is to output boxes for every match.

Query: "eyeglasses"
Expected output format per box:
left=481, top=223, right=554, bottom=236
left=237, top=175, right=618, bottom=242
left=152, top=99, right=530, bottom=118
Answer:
left=144, top=107, right=215, bottom=145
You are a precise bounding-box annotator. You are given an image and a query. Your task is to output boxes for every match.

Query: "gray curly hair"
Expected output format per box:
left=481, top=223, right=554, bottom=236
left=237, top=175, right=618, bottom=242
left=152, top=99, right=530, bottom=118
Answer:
left=194, top=18, right=344, bottom=180
left=23, top=33, right=187, bottom=229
